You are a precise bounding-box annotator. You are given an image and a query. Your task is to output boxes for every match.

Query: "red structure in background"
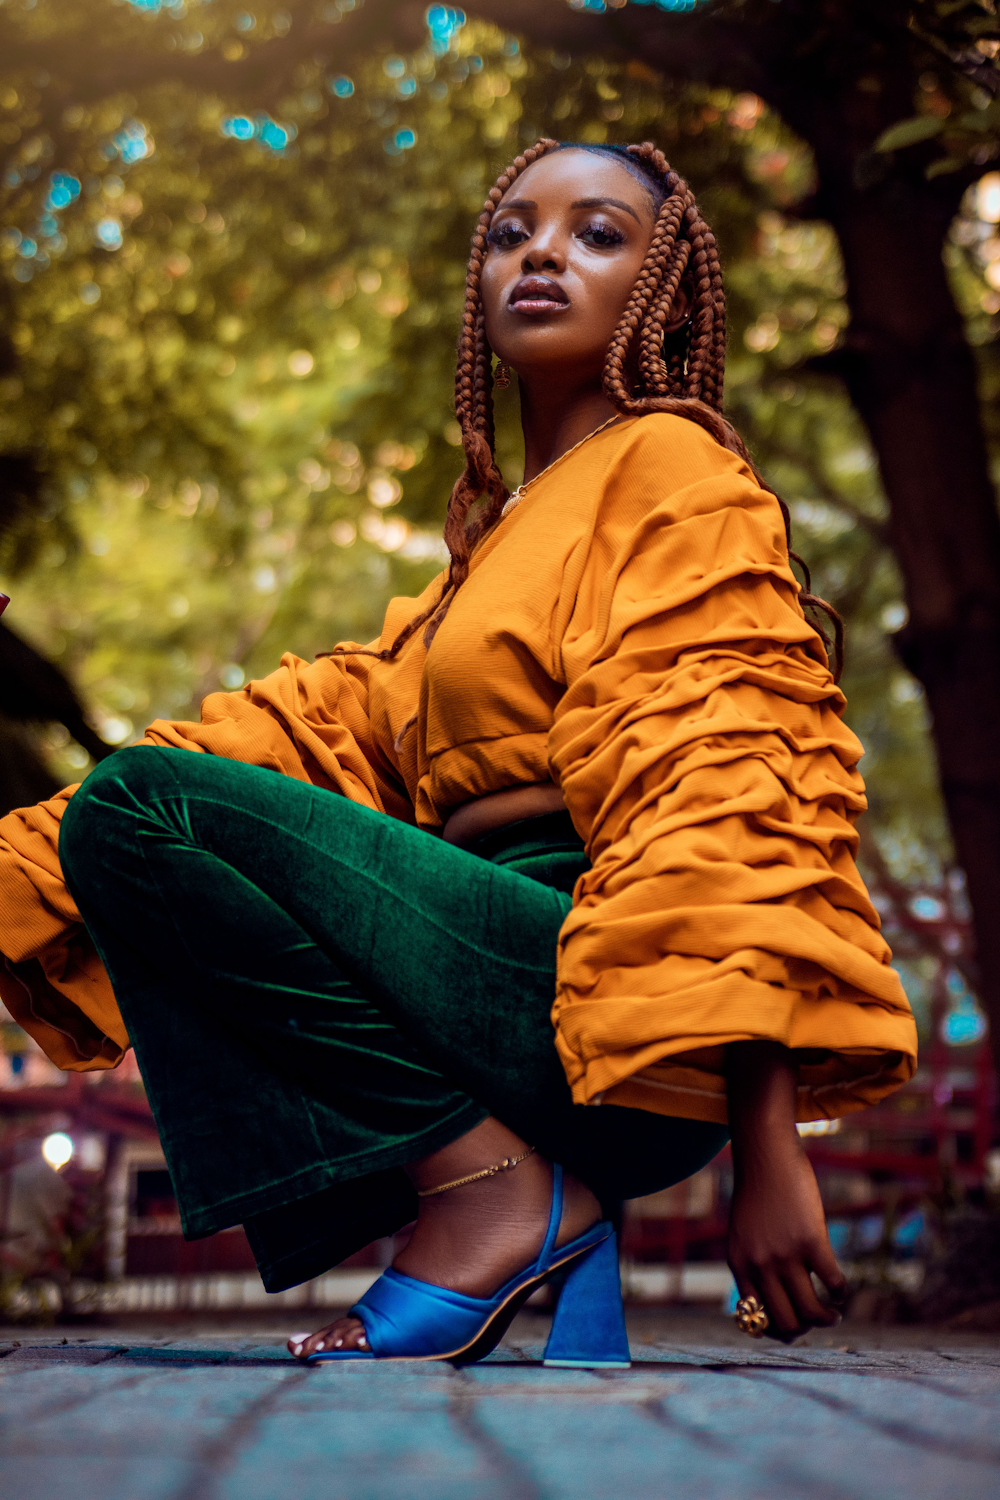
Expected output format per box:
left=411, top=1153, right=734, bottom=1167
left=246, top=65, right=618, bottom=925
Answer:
left=2, top=854, right=997, bottom=1289
left=620, top=1034, right=997, bottom=1268
left=0, top=1073, right=157, bottom=1144
left=0, top=1071, right=259, bottom=1279
left=623, top=857, right=999, bottom=1269
left=3, top=1032, right=997, bottom=1281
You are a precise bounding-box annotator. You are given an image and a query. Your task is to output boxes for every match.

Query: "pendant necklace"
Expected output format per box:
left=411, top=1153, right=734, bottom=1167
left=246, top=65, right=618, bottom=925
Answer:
left=500, top=415, right=620, bottom=520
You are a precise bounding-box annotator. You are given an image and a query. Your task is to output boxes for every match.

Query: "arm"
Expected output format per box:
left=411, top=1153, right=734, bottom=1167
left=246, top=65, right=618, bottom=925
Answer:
left=142, top=650, right=411, bottom=819
left=0, top=785, right=127, bottom=1070
left=726, top=1041, right=847, bottom=1339
left=0, top=643, right=411, bottom=1068
left=549, top=415, right=917, bottom=1122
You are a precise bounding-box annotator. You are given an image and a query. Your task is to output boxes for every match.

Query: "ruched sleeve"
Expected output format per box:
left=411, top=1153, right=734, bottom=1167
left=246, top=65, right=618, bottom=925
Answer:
left=142, top=651, right=411, bottom=821
left=0, top=648, right=407, bottom=1069
left=548, top=415, right=917, bottom=1124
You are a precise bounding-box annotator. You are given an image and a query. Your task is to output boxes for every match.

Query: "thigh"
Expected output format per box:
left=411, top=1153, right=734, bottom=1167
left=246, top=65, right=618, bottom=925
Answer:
left=61, top=748, right=727, bottom=1197
left=61, top=747, right=571, bottom=1095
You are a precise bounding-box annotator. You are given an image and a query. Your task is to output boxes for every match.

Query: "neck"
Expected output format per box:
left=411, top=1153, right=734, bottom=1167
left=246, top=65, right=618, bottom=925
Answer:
left=517, top=374, right=617, bottom=485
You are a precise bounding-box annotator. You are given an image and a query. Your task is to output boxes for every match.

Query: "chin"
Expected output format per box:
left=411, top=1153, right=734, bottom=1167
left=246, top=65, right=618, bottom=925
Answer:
left=500, top=342, right=606, bottom=378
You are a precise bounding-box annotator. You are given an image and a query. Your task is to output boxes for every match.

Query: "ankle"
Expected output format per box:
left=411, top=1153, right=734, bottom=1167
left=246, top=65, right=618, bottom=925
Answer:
left=405, top=1116, right=534, bottom=1196
left=416, top=1145, right=536, bottom=1200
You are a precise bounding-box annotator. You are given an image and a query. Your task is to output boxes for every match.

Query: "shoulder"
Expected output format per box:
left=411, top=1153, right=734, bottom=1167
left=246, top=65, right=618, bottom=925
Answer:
left=605, top=411, right=755, bottom=492
left=593, top=411, right=774, bottom=539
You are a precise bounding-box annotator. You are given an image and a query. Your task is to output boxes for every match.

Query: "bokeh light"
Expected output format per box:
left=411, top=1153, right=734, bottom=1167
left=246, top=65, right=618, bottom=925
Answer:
left=42, top=1132, right=74, bottom=1170
left=425, top=5, right=465, bottom=53
left=110, top=121, right=152, bottom=164
left=566, top=0, right=707, bottom=9
left=95, top=218, right=123, bottom=251
left=386, top=128, right=417, bottom=155
left=288, top=350, right=315, bottom=377
left=46, top=173, right=81, bottom=211
left=942, top=997, right=989, bottom=1046
left=977, top=171, right=1000, bottom=224
left=222, top=116, right=255, bottom=141
left=221, top=113, right=295, bottom=152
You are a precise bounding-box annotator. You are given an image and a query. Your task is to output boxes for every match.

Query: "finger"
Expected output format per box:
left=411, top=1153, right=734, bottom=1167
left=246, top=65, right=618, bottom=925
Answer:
left=729, top=1262, right=770, bottom=1338
left=781, top=1262, right=837, bottom=1329
left=730, top=1259, right=799, bottom=1342
left=727, top=1257, right=756, bottom=1305
left=808, top=1237, right=849, bottom=1306
left=755, top=1269, right=804, bottom=1342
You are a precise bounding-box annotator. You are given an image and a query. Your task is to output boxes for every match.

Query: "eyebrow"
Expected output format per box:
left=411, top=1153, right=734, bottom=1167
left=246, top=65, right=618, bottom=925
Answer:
left=572, top=196, right=642, bottom=223
left=495, top=195, right=643, bottom=224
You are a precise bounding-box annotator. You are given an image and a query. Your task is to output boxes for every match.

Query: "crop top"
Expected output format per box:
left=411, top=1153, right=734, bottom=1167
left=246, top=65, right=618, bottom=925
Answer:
left=0, top=413, right=918, bottom=1123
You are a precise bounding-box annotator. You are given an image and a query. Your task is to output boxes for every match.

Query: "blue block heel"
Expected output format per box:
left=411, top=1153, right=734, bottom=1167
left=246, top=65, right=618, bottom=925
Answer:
left=307, top=1163, right=629, bottom=1367
left=542, top=1228, right=631, bottom=1368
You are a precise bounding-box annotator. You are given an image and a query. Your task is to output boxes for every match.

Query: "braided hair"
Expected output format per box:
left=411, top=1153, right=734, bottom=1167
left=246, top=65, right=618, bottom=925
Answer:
left=331, top=138, right=842, bottom=676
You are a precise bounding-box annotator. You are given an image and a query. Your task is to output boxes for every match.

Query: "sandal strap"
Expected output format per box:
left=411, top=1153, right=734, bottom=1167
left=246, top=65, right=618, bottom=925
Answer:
left=537, top=1162, right=563, bottom=1270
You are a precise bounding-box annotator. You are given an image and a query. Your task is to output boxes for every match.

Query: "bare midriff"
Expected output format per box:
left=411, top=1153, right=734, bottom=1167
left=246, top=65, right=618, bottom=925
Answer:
left=442, top=782, right=567, bottom=849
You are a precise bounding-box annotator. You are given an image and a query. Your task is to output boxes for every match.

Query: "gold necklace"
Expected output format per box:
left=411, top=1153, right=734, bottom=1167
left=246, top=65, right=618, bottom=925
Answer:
left=500, top=414, right=620, bottom=520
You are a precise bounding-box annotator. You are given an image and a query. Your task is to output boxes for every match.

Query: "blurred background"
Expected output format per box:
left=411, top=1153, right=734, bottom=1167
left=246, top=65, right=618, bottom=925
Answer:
left=1, top=0, right=998, bottom=1331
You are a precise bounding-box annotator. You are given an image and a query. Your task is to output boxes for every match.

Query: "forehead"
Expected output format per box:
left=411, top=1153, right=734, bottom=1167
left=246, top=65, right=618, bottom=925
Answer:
left=497, top=149, right=656, bottom=221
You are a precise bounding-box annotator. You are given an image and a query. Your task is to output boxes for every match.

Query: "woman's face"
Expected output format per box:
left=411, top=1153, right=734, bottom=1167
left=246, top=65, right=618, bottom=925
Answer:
left=480, top=149, right=661, bottom=384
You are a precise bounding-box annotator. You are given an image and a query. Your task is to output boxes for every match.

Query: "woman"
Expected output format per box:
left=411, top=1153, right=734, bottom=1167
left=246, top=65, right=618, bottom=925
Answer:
left=0, top=140, right=916, bottom=1364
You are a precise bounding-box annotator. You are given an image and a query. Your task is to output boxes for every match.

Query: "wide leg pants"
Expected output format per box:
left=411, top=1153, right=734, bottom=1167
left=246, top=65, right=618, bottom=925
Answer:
left=60, top=748, right=727, bottom=1291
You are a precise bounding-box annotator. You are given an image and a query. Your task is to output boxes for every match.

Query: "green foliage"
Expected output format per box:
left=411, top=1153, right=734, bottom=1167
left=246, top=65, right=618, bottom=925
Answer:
left=874, top=114, right=947, bottom=152
left=867, top=0, right=1000, bottom=178
left=0, top=0, right=952, bottom=890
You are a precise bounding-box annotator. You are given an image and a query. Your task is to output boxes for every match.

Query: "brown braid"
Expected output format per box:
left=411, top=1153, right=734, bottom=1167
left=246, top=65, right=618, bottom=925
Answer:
left=324, top=138, right=843, bottom=679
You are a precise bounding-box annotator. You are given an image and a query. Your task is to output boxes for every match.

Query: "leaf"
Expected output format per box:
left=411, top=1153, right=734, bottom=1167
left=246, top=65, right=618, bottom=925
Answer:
left=874, top=115, right=946, bottom=152
left=957, top=106, right=1000, bottom=133
left=925, top=156, right=966, bottom=179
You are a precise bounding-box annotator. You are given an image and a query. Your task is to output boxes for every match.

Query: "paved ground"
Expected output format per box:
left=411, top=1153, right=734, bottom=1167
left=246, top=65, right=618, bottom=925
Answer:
left=2, top=1309, right=998, bottom=1500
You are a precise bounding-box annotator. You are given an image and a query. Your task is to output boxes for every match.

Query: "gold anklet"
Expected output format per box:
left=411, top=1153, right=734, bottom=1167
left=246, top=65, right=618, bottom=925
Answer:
left=416, top=1147, right=536, bottom=1197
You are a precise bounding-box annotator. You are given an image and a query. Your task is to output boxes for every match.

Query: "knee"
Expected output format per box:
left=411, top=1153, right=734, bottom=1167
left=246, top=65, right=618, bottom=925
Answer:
left=59, top=747, right=168, bottom=880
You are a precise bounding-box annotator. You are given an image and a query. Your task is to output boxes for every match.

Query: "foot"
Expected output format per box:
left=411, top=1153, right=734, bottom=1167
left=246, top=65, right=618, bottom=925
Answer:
left=288, top=1122, right=601, bottom=1359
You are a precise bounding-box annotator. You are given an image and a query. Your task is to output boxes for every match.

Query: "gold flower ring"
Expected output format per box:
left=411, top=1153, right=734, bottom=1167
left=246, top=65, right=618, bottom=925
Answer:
left=734, top=1293, right=769, bottom=1338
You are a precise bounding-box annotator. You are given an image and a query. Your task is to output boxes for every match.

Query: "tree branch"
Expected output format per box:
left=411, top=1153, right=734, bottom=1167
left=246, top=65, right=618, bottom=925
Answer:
left=0, top=0, right=779, bottom=112
left=0, top=2, right=405, bottom=107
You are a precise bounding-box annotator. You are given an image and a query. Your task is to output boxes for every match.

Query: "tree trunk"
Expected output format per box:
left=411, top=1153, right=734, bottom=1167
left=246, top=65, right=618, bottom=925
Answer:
left=826, top=189, right=1000, bottom=1077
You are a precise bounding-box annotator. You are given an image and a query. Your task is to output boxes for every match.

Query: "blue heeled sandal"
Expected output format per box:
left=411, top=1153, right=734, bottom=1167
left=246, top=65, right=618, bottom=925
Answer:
left=306, top=1163, right=630, bottom=1367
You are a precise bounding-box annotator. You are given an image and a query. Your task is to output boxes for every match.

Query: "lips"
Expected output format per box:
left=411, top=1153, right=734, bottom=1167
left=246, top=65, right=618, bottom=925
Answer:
left=509, top=275, right=569, bottom=314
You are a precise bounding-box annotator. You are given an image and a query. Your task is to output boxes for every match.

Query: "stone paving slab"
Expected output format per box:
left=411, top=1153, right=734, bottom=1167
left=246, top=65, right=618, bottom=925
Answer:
left=2, top=1320, right=998, bottom=1500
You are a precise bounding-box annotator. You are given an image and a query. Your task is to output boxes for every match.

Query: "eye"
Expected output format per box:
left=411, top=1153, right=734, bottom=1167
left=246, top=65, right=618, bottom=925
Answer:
left=578, top=220, right=626, bottom=249
left=487, top=221, right=528, bottom=250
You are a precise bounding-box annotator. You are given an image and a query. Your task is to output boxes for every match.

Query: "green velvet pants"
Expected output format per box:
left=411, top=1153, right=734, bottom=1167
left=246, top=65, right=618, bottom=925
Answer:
left=60, top=748, right=727, bottom=1291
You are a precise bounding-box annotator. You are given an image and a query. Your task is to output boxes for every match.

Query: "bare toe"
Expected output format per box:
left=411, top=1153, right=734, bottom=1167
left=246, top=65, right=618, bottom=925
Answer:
left=288, top=1316, right=368, bottom=1359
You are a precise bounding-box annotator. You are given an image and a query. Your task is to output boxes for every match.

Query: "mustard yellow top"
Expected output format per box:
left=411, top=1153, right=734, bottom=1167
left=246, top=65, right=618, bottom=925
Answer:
left=0, top=414, right=917, bottom=1122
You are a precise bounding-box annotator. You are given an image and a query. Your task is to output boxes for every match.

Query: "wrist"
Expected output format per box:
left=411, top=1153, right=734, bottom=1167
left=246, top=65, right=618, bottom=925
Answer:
left=726, top=1041, right=800, bottom=1170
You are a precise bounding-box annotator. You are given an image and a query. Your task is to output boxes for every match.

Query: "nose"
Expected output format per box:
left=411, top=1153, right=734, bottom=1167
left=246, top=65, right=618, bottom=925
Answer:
left=521, top=226, right=566, bottom=275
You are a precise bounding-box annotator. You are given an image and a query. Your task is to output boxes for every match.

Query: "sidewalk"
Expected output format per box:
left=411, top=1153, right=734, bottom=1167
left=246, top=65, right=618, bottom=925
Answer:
left=2, top=1308, right=998, bottom=1500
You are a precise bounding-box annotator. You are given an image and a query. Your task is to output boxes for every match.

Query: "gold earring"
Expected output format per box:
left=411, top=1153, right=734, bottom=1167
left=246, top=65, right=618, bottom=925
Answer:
left=495, top=362, right=511, bottom=389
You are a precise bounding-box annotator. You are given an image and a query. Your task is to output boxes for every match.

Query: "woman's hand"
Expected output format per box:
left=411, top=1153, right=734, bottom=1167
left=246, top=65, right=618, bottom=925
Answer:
left=726, top=1041, right=847, bottom=1341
